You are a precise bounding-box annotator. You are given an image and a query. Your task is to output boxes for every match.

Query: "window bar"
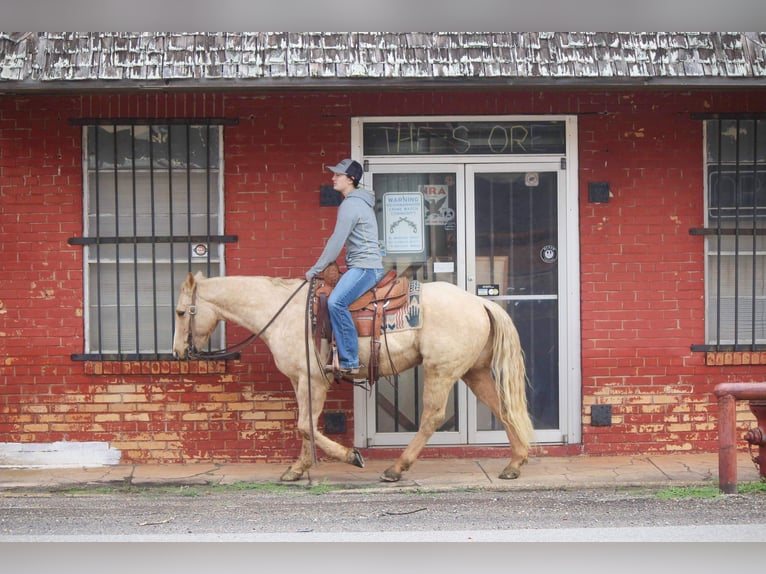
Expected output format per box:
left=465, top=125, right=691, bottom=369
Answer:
left=414, top=369, right=421, bottom=431
left=752, top=120, right=760, bottom=349
left=206, top=125, right=213, bottom=278
left=393, top=377, right=400, bottom=432
left=112, top=125, right=123, bottom=356
left=168, top=126, right=176, bottom=344
left=94, top=127, right=104, bottom=354
left=451, top=383, right=458, bottom=432
left=188, top=125, right=211, bottom=354
left=186, top=124, right=193, bottom=274
left=715, top=120, right=723, bottom=349
left=131, top=126, right=140, bottom=355
left=734, top=119, right=741, bottom=347
left=149, top=124, right=160, bottom=357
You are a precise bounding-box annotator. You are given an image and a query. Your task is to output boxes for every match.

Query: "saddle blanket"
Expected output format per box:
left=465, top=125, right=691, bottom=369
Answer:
left=382, top=280, right=422, bottom=332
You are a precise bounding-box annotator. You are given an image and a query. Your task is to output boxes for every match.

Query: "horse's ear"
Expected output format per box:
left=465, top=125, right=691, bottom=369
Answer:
left=183, top=272, right=196, bottom=290
left=193, top=271, right=205, bottom=281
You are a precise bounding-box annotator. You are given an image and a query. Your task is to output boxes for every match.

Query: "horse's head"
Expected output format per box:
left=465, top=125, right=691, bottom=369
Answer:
left=172, top=271, right=218, bottom=359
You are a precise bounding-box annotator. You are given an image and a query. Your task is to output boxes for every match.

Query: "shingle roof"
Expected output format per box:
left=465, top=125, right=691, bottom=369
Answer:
left=1, top=32, right=765, bottom=90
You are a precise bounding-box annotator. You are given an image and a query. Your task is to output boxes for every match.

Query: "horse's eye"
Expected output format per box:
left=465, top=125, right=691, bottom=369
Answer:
left=176, top=310, right=185, bottom=318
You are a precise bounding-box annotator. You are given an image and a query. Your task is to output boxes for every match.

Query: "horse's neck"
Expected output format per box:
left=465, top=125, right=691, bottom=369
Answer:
left=199, top=276, right=303, bottom=333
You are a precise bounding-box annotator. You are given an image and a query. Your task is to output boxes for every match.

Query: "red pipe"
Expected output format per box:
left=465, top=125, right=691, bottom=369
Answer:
left=717, top=393, right=737, bottom=494
left=714, top=383, right=766, bottom=399
left=713, top=383, right=766, bottom=494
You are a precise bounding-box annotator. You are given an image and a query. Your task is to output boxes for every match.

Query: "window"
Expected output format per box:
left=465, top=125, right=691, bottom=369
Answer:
left=69, top=120, right=236, bottom=360
left=695, top=117, right=766, bottom=351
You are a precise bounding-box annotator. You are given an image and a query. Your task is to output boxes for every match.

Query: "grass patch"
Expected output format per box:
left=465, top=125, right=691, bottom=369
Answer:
left=55, top=479, right=343, bottom=497
left=656, top=480, right=766, bottom=499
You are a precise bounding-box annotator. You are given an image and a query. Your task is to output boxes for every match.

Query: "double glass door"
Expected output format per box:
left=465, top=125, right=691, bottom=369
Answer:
left=356, top=161, right=571, bottom=447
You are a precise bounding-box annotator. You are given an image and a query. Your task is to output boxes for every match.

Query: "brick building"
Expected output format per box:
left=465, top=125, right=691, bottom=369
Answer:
left=1, top=32, right=765, bottom=466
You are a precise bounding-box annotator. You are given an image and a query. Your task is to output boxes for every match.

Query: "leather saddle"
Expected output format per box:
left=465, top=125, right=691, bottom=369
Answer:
left=312, top=262, right=410, bottom=383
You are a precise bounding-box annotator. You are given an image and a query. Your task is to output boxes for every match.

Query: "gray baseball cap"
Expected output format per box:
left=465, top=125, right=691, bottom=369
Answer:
left=327, top=158, right=363, bottom=184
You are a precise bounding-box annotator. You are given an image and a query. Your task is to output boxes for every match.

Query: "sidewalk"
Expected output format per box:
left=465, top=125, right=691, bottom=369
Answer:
left=0, top=452, right=761, bottom=493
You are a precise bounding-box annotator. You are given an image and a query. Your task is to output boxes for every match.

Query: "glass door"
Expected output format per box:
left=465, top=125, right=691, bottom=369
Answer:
left=466, top=163, right=567, bottom=444
left=355, top=161, right=574, bottom=448
left=357, top=164, right=468, bottom=447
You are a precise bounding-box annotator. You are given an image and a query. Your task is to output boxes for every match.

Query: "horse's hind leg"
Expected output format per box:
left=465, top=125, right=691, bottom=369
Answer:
left=381, top=373, right=455, bottom=482
left=463, top=368, right=529, bottom=479
left=280, top=375, right=364, bottom=482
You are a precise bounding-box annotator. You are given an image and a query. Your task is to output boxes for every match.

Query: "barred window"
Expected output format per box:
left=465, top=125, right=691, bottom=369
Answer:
left=69, top=120, right=237, bottom=360
left=694, top=116, right=766, bottom=351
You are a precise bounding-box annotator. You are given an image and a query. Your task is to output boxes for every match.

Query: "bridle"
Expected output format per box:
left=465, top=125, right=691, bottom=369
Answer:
left=184, top=279, right=308, bottom=360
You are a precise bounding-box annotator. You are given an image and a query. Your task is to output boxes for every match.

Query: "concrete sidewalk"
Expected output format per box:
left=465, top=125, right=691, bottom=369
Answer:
left=0, top=452, right=761, bottom=493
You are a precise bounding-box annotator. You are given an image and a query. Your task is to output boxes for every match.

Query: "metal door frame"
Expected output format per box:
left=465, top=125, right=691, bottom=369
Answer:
left=351, top=115, right=581, bottom=449
left=465, top=162, right=569, bottom=445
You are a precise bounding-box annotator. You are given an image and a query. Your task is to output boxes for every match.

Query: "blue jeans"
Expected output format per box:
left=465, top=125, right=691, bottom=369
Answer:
left=328, top=267, right=384, bottom=370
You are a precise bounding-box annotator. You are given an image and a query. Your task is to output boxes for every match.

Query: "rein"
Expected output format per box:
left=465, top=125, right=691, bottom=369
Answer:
left=186, top=279, right=308, bottom=360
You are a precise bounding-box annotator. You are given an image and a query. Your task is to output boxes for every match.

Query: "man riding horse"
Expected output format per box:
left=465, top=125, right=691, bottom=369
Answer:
left=305, top=159, right=384, bottom=377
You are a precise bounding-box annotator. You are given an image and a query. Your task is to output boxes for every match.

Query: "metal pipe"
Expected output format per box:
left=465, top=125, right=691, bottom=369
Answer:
left=713, top=383, right=766, bottom=493
left=714, top=382, right=766, bottom=400
left=717, top=393, right=738, bottom=494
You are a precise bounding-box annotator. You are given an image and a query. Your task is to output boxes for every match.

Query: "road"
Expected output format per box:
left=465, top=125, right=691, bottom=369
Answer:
left=1, top=484, right=765, bottom=541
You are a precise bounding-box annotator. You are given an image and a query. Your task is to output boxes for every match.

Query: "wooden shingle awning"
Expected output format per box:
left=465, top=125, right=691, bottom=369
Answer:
left=1, top=32, right=765, bottom=92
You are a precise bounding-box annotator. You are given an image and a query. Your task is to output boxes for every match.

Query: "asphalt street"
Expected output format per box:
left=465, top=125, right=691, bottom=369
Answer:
left=1, top=484, right=765, bottom=542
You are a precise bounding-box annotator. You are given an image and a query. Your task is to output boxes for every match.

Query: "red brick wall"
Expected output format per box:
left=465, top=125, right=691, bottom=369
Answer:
left=1, top=89, right=764, bottom=464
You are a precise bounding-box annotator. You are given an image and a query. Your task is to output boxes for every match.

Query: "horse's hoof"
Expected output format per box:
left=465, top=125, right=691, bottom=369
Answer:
left=280, top=468, right=303, bottom=482
left=380, top=467, right=401, bottom=482
left=499, top=459, right=526, bottom=480
left=498, top=467, right=521, bottom=480
left=349, top=448, right=365, bottom=468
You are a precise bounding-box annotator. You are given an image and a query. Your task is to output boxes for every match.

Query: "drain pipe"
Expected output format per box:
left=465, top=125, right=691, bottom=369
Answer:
left=713, top=382, right=766, bottom=494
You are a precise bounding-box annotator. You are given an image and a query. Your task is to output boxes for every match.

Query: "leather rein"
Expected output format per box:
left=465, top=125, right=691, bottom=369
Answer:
left=186, top=279, right=308, bottom=360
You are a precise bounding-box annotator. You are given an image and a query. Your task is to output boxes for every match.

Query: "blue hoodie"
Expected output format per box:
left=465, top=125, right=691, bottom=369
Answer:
left=306, top=187, right=383, bottom=280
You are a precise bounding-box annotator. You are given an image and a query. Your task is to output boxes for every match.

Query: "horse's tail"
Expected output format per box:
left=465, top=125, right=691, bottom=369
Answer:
left=482, top=299, right=534, bottom=450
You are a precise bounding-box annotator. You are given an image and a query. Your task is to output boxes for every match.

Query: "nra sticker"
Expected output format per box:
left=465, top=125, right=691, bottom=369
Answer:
left=540, top=244, right=557, bottom=263
left=192, top=243, right=208, bottom=258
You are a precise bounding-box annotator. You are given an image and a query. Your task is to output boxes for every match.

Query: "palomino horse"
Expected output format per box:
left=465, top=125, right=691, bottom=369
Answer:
left=172, top=271, right=534, bottom=483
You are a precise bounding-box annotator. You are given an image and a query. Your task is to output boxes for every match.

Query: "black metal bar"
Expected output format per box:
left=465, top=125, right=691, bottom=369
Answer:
left=168, top=126, right=176, bottom=357
left=206, top=124, right=213, bottom=278
left=150, top=123, right=160, bottom=357
left=393, top=376, right=400, bottom=433
left=67, top=235, right=238, bottom=245
left=414, top=367, right=421, bottom=430
left=691, top=113, right=766, bottom=120
left=186, top=124, right=193, bottom=274
left=689, top=228, right=766, bottom=236
left=94, top=126, right=103, bottom=355
left=70, top=352, right=240, bottom=362
left=113, top=124, right=123, bottom=355
left=69, top=117, right=239, bottom=126
left=691, top=344, right=766, bottom=352
left=715, top=120, right=723, bottom=348
left=131, top=125, right=140, bottom=355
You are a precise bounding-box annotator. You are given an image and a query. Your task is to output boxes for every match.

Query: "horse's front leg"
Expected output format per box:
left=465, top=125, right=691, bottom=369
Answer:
left=280, top=375, right=364, bottom=482
left=381, top=372, right=453, bottom=482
